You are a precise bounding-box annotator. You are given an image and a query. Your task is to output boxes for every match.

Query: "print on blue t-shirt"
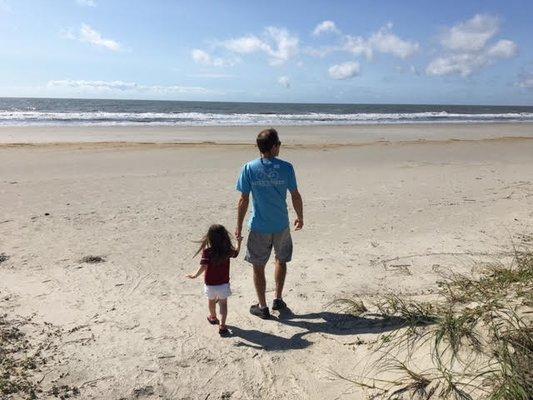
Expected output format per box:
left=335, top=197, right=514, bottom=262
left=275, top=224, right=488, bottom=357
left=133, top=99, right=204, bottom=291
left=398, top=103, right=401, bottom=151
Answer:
left=236, top=157, right=297, bottom=234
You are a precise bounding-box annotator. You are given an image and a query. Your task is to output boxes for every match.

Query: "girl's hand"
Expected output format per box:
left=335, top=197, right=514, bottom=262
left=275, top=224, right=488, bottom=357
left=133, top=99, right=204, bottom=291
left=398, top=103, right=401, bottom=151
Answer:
left=186, top=265, right=206, bottom=280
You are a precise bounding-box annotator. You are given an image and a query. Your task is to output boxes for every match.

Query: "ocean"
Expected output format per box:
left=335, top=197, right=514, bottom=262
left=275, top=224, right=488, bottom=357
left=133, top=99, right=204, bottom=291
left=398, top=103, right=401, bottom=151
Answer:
left=1, top=97, right=533, bottom=127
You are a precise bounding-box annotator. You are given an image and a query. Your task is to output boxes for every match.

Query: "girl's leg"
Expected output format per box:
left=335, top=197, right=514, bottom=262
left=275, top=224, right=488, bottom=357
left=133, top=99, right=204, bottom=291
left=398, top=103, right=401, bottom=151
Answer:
left=218, top=299, right=228, bottom=328
left=208, top=299, right=217, bottom=319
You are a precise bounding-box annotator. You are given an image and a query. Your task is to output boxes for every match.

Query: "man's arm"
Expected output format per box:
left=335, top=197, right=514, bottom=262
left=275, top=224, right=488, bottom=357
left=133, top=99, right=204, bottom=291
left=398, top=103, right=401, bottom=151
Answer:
left=290, top=189, right=304, bottom=230
left=236, top=193, right=249, bottom=239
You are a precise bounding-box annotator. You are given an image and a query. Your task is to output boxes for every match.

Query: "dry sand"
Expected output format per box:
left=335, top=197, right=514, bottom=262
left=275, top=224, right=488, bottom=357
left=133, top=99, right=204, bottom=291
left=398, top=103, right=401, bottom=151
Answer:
left=1, top=122, right=533, bottom=144
left=1, top=124, right=532, bottom=399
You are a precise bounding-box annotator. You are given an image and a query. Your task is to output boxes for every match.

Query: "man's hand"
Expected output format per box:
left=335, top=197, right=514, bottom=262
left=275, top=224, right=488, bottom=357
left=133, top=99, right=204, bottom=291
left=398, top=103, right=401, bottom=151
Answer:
left=290, top=189, right=304, bottom=231
left=236, top=194, right=249, bottom=240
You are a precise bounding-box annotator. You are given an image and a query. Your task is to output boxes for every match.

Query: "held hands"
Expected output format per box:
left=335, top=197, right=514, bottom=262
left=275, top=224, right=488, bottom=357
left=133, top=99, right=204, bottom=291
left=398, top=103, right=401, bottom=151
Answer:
left=294, top=218, right=304, bottom=231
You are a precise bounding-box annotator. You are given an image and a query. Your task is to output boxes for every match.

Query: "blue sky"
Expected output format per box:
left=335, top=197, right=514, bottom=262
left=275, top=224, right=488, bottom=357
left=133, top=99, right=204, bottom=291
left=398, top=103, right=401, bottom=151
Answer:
left=1, top=0, right=532, bottom=105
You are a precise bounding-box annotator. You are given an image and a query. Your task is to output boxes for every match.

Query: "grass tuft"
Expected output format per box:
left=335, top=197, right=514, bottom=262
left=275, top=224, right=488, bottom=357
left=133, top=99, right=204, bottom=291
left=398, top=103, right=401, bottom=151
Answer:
left=333, top=240, right=532, bottom=400
left=0, top=253, right=9, bottom=264
left=484, top=310, right=533, bottom=400
left=329, top=298, right=368, bottom=316
left=0, top=315, right=39, bottom=399
left=0, top=314, right=78, bottom=399
left=432, top=306, right=483, bottom=362
left=79, top=255, right=105, bottom=264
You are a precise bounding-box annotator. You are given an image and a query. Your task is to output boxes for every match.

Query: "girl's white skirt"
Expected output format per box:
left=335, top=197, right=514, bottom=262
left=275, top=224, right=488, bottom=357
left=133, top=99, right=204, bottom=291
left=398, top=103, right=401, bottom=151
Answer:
left=204, top=283, right=232, bottom=300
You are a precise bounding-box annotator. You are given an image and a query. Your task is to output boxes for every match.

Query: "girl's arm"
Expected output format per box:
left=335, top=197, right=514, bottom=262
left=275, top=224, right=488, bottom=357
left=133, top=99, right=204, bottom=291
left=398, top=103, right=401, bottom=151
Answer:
left=185, top=265, right=207, bottom=279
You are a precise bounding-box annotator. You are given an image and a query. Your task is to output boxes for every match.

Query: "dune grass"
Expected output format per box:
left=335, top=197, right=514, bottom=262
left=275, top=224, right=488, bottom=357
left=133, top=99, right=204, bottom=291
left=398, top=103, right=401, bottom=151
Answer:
left=0, top=315, right=78, bottom=399
left=0, top=315, right=38, bottom=399
left=334, top=242, right=532, bottom=400
left=329, top=297, right=368, bottom=316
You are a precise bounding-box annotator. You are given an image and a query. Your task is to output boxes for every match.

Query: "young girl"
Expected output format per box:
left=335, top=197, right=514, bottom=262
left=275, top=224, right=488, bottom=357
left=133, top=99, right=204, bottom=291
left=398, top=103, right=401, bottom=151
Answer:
left=186, top=224, right=242, bottom=336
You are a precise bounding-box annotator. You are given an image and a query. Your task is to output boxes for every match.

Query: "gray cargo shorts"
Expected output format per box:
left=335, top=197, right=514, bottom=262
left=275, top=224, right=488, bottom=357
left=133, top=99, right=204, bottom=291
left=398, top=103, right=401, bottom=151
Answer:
left=245, top=228, right=293, bottom=266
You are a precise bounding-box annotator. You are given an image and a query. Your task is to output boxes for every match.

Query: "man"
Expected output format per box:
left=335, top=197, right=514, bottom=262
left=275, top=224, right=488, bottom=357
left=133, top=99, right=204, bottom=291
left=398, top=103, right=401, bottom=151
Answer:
left=235, top=128, right=304, bottom=319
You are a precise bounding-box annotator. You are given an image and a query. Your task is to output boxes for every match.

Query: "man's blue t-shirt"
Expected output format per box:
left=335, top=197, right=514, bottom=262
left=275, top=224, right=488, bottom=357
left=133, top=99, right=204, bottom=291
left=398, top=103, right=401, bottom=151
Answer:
left=236, top=157, right=297, bottom=234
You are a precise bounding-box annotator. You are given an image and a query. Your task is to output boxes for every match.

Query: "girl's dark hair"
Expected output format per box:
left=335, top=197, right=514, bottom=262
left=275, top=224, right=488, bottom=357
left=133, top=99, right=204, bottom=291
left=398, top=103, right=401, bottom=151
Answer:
left=194, top=224, right=235, bottom=265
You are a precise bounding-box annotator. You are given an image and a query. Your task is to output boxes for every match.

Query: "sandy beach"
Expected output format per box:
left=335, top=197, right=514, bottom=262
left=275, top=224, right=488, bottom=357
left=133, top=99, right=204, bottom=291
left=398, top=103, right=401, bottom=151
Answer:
left=1, top=122, right=533, bottom=144
left=1, top=124, right=532, bottom=399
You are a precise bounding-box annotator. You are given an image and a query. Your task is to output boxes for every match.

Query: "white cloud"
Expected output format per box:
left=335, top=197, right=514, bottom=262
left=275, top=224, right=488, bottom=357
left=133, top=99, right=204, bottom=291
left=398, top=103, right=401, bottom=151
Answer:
left=426, top=45, right=518, bottom=77
left=441, top=14, right=499, bottom=52
left=62, top=24, right=121, bottom=51
left=426, top=15, right=518, bottom=77
left=487, top=39, right=518, bottom=58
left=328, top=61, right=360, bottom=80
left=49, top=80, right=137, bottom=91
left=223, top=27, right=299, bottom=66
left=313, top=20, right=340, bottom=36
left=224, top=36, right=270, bottom=53
left=47, top=80, right=211, bottom=95
left=191, top=49, right=237, bottom=67
left=368, top=23, right=420, bottom=59
left=343, top=35, right=373, bottom=59
left=76, top=0, right=96, bottom=6
left=79, top=24, right=121, bottom=51
left=278, top=76, right=290, bottom=88
left=302, top=46, right=337, bottom=58
left=340, top=24, right=419, bottom=60
left=266, top=27, right=299, bottom=65
left=426, top=54, right=488, bottom=77
left=191, top=49, right=211, bottom=64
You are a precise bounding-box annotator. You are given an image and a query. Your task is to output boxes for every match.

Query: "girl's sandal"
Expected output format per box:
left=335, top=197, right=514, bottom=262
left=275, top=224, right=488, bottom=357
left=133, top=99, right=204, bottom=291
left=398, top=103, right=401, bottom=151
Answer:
left=219, top=327, right=230, bottom=337
left=207, top=316, right=219, bottom=325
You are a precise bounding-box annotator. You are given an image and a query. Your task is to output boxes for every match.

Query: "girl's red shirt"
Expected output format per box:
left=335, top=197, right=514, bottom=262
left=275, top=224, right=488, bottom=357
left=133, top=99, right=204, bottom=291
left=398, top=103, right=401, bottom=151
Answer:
left=200, top=248, right=238, bottom=286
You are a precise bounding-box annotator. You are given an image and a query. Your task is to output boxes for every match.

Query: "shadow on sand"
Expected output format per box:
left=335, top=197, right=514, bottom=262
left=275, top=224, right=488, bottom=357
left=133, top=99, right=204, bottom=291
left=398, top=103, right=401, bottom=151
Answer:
left=228, top=307, right=406, bottom=351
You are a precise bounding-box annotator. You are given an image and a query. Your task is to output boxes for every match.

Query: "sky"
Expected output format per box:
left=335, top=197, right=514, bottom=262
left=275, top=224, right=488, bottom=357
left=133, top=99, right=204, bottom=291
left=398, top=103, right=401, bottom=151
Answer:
left=1, top=0, right=532, bottom=105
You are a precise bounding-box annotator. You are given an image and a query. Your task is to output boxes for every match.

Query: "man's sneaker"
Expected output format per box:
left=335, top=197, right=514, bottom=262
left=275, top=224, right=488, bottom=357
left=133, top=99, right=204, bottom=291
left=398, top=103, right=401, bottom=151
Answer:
left=219, top=327, right=230, bottom=337
left=272, top=298, right=287, bottom=311
left=250, top=304, right=270, bottom=319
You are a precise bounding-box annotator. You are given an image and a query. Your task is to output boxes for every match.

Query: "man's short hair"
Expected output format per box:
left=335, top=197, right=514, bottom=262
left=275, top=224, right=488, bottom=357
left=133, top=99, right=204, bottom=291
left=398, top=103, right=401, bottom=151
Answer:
left=256, top=128, right=280, bottom=154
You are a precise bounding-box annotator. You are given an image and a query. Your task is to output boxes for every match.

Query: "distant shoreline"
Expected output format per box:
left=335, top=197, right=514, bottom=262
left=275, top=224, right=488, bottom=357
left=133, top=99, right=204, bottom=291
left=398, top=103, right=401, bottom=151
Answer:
left=0, top=122, right=532, bottom=145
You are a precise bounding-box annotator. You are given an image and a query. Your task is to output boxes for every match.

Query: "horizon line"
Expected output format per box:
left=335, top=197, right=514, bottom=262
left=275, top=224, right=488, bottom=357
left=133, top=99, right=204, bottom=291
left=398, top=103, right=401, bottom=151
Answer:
left=1, top=96, right=532, bottom=108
